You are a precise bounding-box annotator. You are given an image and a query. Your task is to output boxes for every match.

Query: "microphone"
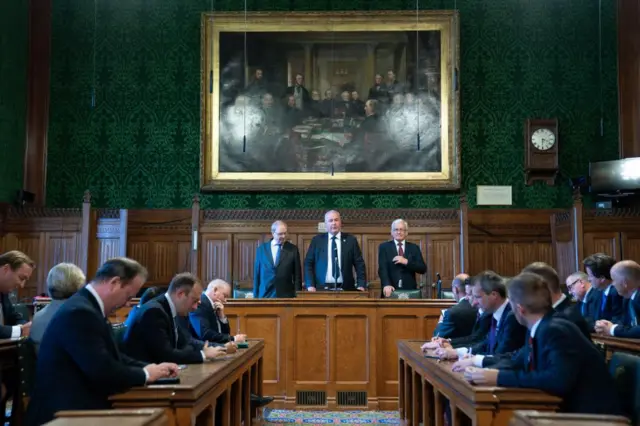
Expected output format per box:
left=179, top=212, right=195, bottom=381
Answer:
left=435, top=273, right=443, bottom=299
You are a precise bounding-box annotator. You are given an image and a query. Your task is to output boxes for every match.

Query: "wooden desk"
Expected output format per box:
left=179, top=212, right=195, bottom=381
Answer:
left=592, top=334, right=640, bottom=359
left=0, top=338, right=23, bottom=425
left=398, top=340, right=561, bottom=426
left=295, top=290, right=370, bottom=299
left=510, top=410, right=630, bottom=426
left=110, top=340, right=264, bottom=426
left=48, top=409, right=168, bottom=426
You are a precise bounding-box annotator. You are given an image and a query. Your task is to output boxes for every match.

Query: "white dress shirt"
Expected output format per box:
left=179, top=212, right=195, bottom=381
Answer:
left=394, top=239, right=406, bottom=255
left=552, top=293, right=567, bottom=309
left=325, top=232, right=343, bottom=284
left=459, top=299, right=510, bottom=364
left=271, top=239, right=281, bottom=264
left=165, top=293, right=206, bottom=361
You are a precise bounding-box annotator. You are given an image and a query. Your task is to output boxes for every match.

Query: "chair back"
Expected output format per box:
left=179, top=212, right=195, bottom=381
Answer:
left=232, top=281, right=254, bottom=299
left=389, top=289, right=422, bottom=300
left=609, top=352, right=640, bottom=423
left=18, top=338, right=37, bottom=398
left=111, top=323, right=128, bottom=351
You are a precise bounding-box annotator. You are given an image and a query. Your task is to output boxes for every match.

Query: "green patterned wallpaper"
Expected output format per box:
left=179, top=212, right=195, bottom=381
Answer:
left=0, top=1, right=28, bottom=203
left=45, top=0, right=618, bottom=210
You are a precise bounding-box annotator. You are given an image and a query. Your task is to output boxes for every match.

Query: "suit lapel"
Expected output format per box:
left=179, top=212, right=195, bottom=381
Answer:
left=319, top=234, right=328, bottom=280
left=497, top=302, right=511, bottom=331
left=275, top=242, right=286, bottom=268
left=264, top=242, right=275, bottom=268
left=340, top=234, right=347, bottom=278
left=158, top=297, right=177, bottom=346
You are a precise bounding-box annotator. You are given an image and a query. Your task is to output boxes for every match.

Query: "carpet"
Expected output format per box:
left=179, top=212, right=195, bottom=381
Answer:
left=263, top=409, right=400, bottom=425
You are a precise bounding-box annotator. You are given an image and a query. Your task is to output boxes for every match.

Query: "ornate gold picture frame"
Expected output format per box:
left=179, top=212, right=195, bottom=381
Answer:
left=201, top=11, right=460, bottom=191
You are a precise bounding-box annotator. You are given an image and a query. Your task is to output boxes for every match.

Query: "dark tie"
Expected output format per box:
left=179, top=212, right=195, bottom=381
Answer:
left=527, top=336, right=535, bottom=371
left=275, top=243, right=282, bottom=265
left=600, top=293, right=608, bottom=317
left=331, top=236, right=340, bottom=283
left=397, top=242, right=404, bottom=257
left=488, top=317, right=498, bottom=355
left=172, top=317, right=179, bottom=348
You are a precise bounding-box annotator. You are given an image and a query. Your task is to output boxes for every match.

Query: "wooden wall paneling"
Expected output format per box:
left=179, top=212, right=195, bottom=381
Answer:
left=232, top=234, right=268, bottom=287
left=199, top=233, right=232, bottom=283
left=582, top=232, right=621, bottom=259
left=426, top=234, right=459, bottom=291
left=618, top=0, right=640, bottom=159
left=621, top=232, right=640, bottom=261
left=362, top=234, right=390, bottom=289
left=550, top=211, right=576, bottom=280
left=95, top=211, right=125, bottom=267
left=459, top=197, right=469, bottom=273
left=297, top=233, right=318, bottom=286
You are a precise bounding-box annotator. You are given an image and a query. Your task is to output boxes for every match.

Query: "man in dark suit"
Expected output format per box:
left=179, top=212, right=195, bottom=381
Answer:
left=26, top=258, right=177, bottom=426
left=595, top=260, right=640, bottom=338
left=565, top=271, right=602, bottom=330
left=464, top=272, right=621, bottom=415
left=190, top=279, right=247, bottom=344
left=284, top=73, right=311, bottom=111
left=304, top=210, right=367, bottom=292
left=0, top=251, right=33, bottom=339
left=123, top=273, right=227, bottom=364
left=378, top=219, right=427, bottom=298
left=432, top=274, right=477, bottom=338
left=435, top=271, right=527, bottom=360
left=253, top=220, right=302, bottom=298
left=584, top=253, right=624, bottom=323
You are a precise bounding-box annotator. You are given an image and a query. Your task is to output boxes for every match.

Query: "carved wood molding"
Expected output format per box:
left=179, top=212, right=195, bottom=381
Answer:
left=202, top=209, right=460, bottom=223
left=554, top=211, right=571, bottom=225
left=97, top=218, right=121, bottom=239
left=97, top=209, right=120, bottom=219
left=3, top=206, right=81, bottom=218
left=584, top=208, right=640, bottom=218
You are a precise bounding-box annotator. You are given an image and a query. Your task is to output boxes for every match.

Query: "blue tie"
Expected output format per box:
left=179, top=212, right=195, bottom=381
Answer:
left=275, top=243, right=282, bottom=266
left=600, top=293, right=607, bottom=317
left=581, top=300, right=587, bottom=316
left=331, top=236, right=340, bottom=283
left=488, top=317, right=498, bottom=355
left=630, top=300, right=638, bottom=327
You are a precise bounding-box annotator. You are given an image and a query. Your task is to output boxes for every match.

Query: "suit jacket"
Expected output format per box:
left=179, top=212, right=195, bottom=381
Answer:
left=122, top=295, right=204, bottom=364
left=253, top=240, right=302, bottom=298
left=377, top=240, right=426, bottom=293
left=0, top=292, right=26, bottom=338
left=554, top=296, right=592, bottom=341
left=580, top=287, right=603, bottom=330
left=433, top=298, right=477, bottom=339
left=26, top=288, right=147, bottom=426
left=30, top=299, right=65, bottom=352
left=598, top=285, right=624, bottom=324
left=304, top=233, right=366, bottom=291
left=612, top=291, right=640, bottom=338
left=450, top=311, right=492, bottom=347
left=497, top=314, right=622, bottom=415
left=284, top=85, right=311, bottom=105
left=468, top=302, right=527, bottom=356
left=189, top=294, right=233, bottom=344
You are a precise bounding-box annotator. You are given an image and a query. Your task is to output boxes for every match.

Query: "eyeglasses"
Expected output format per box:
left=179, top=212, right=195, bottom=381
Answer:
left=566, top=278, right=581, bottom=290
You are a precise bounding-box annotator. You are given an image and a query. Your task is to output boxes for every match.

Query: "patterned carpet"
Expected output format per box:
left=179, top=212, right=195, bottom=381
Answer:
left=263, top=409, right=400, bottom=425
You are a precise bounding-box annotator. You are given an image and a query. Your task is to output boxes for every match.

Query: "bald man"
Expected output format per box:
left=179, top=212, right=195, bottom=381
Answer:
left=594, top=260, right=640, bottom=338
left=432, top=274, right=477, bottom=339
left=189, top=279, right=246, bottom=344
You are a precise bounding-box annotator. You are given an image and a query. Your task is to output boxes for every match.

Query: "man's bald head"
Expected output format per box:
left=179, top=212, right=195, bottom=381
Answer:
left=611, top=260, right=640, bottom=298
left=206, top=279, right=232, bottom=302
left=452, top=273, right=469, bottom=301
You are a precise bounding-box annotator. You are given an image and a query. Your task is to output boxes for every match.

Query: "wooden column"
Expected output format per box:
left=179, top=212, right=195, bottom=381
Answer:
left=23, top=0, right=52, bottom=205
left=191, top=194, right=200, bottom=275
left=572, top=191, right=584, bottom=270
left=618, top=0, right=640, bottom=158
left=459, top=194, right=469, bottom=273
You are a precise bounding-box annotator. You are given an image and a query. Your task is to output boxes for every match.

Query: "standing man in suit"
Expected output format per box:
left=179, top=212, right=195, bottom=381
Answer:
left=0, top=251, right=33, bottom=339
left=432, top=274, right=477, bottom=338
left=253, top=220, right=302, bottom=298
left=123, top=273, right=227, bottom=364
left=435, top=271, right=527, bottom=360
left=190, top=279, right=247, bottom=344
left=26, top=258, right=177, bottom=426
left=304, top=210, right=367, bottom=292
left=565, top=271, right=602, bottom=330
left=378, top=219, right=427, bottom=297
left=464, top=272, right=621, bottom=415
left=595, top=260, right=640, bottom=338
left=584, top=253, right=624, bottom=323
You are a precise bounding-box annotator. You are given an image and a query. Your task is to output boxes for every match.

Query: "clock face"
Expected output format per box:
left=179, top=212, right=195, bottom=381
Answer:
left=531, top=128, right=556, bottom=151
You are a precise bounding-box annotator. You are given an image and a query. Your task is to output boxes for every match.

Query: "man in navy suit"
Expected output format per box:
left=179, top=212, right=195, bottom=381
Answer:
left=304, top=210, right=366, bottom=292
left=190, top=279, right=247, bottom=344
left=253, top=221, right=302, bottom=298
left=595, top=260, right=640, bottom=338
left=26, top=258, right=178, bottom=426
left=432, top=274, right=477, bottom=338
left=378, top=219, right=427, bottom=297
left=464, top=272, right=621, bottom=415
left=435, top=271, right=526, bottom=360
left=584, top=253, right=624, bottom=323
left=565, top=271, right=602, bottom=330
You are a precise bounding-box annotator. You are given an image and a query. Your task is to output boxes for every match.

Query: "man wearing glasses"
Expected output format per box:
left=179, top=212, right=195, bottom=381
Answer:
left=565, top=271, right=602, bottom=330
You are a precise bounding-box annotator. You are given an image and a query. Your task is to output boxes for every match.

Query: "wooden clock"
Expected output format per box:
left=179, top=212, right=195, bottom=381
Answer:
left=524, top=118, right=559, bottom=186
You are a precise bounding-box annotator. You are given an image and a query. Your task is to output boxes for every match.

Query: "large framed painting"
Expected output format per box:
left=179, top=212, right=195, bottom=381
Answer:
left=201, top=11, right=460, bottom=191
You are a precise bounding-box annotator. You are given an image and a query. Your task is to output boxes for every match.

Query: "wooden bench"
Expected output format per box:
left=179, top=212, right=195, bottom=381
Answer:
left=110, top=339, right=264, bottom=426
left=510, top=410, right=630, bottom=426
left=397, top=340, right=561, bottom=426
left=592, top=334, right=640, bottom=360
left=0, top=338, right=23, bottom=425
left=47, top=408, right=168, bottom=426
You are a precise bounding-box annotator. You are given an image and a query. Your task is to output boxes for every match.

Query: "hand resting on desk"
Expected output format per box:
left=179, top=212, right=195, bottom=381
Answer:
left=421, top=337, right=452, bottom=351
left=144, top=362, right=180, bottom=383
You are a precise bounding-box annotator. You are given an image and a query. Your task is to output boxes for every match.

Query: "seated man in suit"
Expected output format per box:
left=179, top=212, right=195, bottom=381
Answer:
left=31, top=263, right=86, bottom=352
left=26, top=258, right=178, bottom=426
left=123, top=272, right=227, bottom=364
left=378, top=219, right=427, bottom=297
left=565, top=271, right=602, bottom=330
left=594, top=260, right=640, bottom=338
left=584, top=253, right=624, bottom=323
left=0, top=251, right=33, bottom=339
left=124, top=286, right=164, bottom=327
left=432, top=274, right=477, bottom=338
left=304, top=210, right=367, bottom=292
left=190, top=279, right=246, bottom=344
left=253, top=220, right=302, bottom=298
left=463, top=272, right=621, bottom=415
left=435, top=271, right=527, bottom=360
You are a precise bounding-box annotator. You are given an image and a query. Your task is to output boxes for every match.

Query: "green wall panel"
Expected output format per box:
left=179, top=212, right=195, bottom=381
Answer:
left=45, top=0, right=618, bottom=209
left=0, top=1, right=28, bottom=203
